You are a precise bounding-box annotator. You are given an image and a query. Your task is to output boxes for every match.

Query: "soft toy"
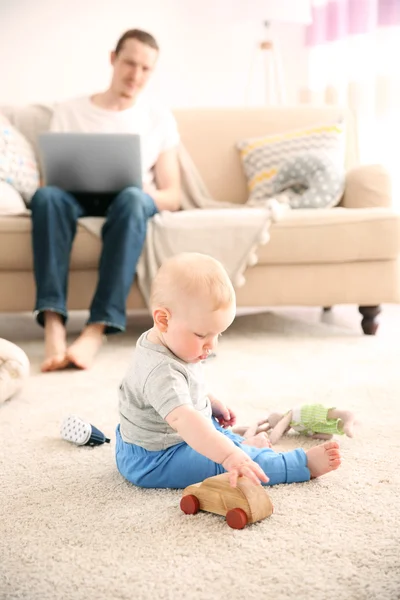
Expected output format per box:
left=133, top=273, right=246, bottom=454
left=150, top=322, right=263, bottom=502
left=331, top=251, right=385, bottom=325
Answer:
left=0, top=338, right=30, bottom=404
left=233, top=404, right=356, bottom=445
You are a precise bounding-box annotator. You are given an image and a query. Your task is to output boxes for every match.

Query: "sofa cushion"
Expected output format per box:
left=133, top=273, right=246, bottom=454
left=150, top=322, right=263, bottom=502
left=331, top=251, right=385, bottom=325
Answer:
left=257, top=207, right=400, bottom=265
left=0, top=216, right=102, bottom=271
left=272, top=153, right=345, bottom=209
left=0, top=105, right=358, bottom=206
left=0, top=114, right=40, bottom=203
left=1, top=208, right=400, bottom=272
left=237, top=121, right=345, bottom=203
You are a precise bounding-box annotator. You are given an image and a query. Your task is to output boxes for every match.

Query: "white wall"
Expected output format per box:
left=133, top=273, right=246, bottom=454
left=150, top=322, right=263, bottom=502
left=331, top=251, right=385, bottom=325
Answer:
left=0, top=0, right=307, bottom=107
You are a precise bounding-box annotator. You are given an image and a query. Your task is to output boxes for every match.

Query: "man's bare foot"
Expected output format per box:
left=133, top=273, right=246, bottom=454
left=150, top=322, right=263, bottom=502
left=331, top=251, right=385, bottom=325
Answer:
left=66, top=323, right=105, bottom=370
left=306, top=441, right=341, bottom=478
left=242, top=432, right=272, bottom=449
left=41, top=311, right=69, bottom=372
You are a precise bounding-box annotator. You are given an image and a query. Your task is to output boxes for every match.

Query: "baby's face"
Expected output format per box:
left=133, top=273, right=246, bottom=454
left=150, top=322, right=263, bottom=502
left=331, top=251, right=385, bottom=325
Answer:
left=165, top=302, right=235, bottom=363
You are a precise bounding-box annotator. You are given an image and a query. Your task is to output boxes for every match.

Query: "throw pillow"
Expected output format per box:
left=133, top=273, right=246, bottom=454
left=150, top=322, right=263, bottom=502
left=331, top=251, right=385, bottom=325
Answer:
left=0, top=114, right=39, bottom=204
left=272, top=152, right=345, bottom=209
left=237, top=122, right=345, bottom=203
left=0, top=181, right=29, bottom=215
left=0, top=338, right=30, bottom=404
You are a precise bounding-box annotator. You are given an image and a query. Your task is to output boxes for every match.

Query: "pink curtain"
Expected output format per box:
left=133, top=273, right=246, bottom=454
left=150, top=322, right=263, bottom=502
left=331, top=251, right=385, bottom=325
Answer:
left=302, top=0, right=400, bottom=202
left=306, top=0, right=400, bottom=46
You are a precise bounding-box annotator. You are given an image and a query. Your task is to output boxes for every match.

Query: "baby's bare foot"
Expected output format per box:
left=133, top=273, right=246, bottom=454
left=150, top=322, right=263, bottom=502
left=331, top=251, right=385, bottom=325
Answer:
left=242, top=432, right=272, bottom=449
left=306, top=441, right=341, bottom=478
left=66, top=324, right=105, bottom=370
left=42, top=311, right=69, bottom=372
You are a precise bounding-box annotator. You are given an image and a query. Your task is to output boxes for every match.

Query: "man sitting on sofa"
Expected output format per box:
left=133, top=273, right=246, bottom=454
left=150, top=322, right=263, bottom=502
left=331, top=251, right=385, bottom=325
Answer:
left=31, top=28, right=181, bottom=372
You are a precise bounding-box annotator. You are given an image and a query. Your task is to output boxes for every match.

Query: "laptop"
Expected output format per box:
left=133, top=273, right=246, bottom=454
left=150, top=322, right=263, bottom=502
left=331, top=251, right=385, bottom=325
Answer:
left=38, top=133, right=142, bottom=193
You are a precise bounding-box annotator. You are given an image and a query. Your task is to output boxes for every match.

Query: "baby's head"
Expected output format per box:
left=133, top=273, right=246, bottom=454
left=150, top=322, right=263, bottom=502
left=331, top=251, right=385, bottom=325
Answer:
left=150, top=252, right=236, bottom=363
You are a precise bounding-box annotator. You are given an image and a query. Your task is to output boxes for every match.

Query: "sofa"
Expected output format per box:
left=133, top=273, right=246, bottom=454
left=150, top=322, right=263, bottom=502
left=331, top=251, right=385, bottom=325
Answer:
left=1, top=103, right=399, bottom=335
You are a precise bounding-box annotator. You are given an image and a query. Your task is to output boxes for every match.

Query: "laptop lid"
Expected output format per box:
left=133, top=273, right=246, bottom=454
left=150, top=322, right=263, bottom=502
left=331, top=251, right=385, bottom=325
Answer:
left=38, top=133, right=142, bottom=193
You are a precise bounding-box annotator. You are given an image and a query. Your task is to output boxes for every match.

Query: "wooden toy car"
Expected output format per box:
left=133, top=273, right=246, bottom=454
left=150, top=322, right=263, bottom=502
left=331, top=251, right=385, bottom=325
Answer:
left=180, top=473, right=273, bottom=529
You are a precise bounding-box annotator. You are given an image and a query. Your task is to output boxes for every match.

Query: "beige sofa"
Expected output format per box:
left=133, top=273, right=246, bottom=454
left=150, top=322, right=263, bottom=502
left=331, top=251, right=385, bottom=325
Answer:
left=1, top=104, right=399, bottom=334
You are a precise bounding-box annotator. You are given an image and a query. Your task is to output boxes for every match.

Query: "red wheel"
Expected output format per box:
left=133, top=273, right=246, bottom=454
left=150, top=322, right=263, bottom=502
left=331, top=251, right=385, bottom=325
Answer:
left=180, top=494, right=200, bottom=515
left=226, top=508, right=248, bottom=530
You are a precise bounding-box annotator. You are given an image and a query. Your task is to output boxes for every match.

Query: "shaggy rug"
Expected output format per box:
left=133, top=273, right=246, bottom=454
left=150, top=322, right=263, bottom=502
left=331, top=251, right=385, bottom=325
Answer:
left=0, top=307, right=399, bottom=600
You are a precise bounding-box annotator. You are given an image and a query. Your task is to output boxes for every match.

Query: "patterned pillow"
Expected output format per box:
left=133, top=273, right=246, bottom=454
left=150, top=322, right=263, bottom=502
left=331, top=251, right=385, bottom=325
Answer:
left=237, top=122, right=345, bottom=203
left=272, top=153, right=345, bottom=209
left=0, top=114, right=39, bottom=204
left=0, top=181, right=29, bottom=215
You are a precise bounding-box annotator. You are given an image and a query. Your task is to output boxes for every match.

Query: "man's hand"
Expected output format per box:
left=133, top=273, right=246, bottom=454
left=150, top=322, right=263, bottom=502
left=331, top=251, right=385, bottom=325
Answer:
left=209, top=395, right=237, bottom=429
left=148, top=148, right=181, bottom=211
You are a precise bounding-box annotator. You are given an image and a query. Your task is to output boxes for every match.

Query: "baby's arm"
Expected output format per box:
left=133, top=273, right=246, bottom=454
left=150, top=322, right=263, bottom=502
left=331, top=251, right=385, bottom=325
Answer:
left=166, top=405, right=268, bottom=487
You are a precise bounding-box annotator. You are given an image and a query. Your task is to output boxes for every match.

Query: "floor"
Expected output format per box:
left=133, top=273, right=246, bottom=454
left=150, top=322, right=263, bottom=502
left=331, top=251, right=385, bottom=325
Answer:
left=1, top=304, right=399, bottom=600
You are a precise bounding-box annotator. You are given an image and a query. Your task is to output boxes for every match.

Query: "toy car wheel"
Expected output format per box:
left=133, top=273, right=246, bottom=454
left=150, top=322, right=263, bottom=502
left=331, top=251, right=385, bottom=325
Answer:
left=180, top=494, right=200, bottom=515
left=226, top=508, right=248, bottom=530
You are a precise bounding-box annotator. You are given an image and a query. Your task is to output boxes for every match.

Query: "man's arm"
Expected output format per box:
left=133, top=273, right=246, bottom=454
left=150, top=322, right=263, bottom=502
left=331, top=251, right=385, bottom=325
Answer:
left=146, top=147, right=181, bottom=212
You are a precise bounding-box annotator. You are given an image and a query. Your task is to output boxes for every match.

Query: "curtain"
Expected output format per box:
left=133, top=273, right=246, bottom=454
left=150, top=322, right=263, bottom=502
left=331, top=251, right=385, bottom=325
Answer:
left=304, top=0, right=400, bottom=202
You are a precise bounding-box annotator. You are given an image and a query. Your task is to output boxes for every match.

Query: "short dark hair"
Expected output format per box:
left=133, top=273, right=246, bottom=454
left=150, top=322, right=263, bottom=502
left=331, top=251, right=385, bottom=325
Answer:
left=115, top=29, right=159, bottom=55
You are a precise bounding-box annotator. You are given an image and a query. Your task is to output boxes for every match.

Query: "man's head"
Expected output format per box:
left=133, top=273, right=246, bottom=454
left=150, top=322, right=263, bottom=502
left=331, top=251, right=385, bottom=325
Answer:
left=110, top=29, right=159, bottom=100
left=150, top=253, right=236, bottom=363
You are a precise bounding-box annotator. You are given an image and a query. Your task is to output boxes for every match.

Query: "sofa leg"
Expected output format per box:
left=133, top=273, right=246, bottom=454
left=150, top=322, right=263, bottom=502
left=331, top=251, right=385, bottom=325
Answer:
left=322, top=307, right=332, bottom=312
left=358, top=305, right=381, bottom=335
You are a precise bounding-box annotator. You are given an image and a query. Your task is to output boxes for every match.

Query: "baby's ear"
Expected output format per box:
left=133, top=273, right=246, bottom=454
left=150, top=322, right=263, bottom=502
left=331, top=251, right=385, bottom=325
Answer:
left=153, top=308, right=170, bottom=332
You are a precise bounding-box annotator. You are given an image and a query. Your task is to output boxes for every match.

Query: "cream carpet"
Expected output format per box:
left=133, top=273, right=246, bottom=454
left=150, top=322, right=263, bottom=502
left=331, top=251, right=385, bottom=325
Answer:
left=1, top=307, right=400, bottom=600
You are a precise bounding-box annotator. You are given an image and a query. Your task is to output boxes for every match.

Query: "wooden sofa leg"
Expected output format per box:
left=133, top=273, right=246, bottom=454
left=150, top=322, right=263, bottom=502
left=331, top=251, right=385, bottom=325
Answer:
left=358, top=305, right=381, bottom=335
left=322, top=307, right=332, bottom=312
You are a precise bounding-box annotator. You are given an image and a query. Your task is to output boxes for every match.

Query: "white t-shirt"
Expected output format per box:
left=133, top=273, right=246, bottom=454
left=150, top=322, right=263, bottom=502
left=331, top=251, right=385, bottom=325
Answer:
left=50, top=94, right=180, bottom=186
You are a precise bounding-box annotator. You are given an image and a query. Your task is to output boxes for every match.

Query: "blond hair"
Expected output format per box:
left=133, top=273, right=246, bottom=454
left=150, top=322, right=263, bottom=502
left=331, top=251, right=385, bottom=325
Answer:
left=150, top=253, right=235, bottom=313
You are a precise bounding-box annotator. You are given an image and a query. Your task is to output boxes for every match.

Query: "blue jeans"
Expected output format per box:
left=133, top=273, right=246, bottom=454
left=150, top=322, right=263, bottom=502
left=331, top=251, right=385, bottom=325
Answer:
left=30, top=186, right=158, bottom=334
left=115, top=420, right=310, bottom=489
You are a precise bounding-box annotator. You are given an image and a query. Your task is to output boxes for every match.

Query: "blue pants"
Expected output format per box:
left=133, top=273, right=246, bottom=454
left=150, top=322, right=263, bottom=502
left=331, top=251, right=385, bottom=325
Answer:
left=115, top=420, right=310, bottom=489
left=30, top=186, right=158, bottom=334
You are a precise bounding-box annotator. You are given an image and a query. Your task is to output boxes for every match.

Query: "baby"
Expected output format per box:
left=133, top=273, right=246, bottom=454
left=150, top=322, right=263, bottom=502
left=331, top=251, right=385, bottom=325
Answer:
left=116, top=252, right=341, bottom=489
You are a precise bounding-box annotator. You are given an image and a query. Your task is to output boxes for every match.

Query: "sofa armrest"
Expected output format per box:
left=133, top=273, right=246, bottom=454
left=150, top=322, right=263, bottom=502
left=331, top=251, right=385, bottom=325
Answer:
left=341, top=164, right=392, bottom=209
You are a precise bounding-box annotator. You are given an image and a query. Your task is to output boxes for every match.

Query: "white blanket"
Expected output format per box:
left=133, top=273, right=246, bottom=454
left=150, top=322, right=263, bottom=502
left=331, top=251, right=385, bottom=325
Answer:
left=80, top=144, right=281, bottom=306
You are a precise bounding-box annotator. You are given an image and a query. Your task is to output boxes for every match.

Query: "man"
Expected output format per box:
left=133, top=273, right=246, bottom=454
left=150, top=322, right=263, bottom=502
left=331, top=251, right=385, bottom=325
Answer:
left=31, top=29, right=181, bottom=372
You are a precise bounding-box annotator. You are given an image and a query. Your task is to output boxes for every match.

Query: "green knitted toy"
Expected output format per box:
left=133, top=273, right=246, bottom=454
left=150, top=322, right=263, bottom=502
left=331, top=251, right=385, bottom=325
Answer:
left=233, top=403, right=356, bottom=444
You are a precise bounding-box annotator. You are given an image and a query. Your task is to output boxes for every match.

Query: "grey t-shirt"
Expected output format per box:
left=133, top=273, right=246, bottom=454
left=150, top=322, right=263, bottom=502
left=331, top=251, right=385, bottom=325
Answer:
left=119, top=330, right=212, bottom=451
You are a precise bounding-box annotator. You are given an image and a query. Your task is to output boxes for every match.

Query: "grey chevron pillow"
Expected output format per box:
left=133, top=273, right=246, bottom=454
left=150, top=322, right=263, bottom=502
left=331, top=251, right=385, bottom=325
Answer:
left=272, top=152, right=345, bottom=209
left=237, top=121, right=345, bottom=204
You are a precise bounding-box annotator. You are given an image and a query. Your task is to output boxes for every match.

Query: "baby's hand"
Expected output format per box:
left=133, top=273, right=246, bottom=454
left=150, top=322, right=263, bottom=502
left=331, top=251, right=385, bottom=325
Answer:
left=210, top=397, right=237, bottom=428
left=222, top=447, right=269, bottom=487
